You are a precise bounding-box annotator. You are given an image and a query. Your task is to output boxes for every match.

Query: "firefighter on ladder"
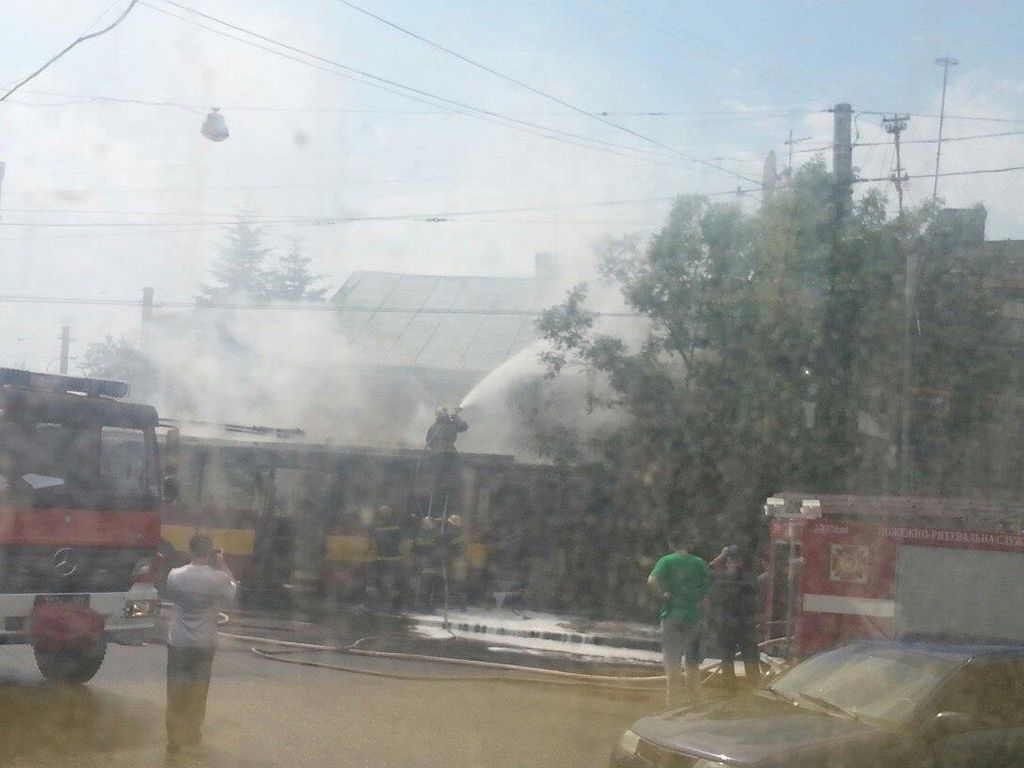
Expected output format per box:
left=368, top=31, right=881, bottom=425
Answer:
left=424, top=407, right=468, bottom=511
left=425, top=407, right=468, bottom=453
left=413, top=407, right=470, bottom=612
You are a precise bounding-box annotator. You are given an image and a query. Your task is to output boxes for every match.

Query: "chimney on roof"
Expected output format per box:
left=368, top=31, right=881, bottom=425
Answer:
left=142, top=287, right=154, bottom=323
left=534, top=252, right=560, bottom=282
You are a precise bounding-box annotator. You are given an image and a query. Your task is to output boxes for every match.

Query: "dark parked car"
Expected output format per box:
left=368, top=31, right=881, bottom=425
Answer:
left=613, top=640, right=1024, bottom=768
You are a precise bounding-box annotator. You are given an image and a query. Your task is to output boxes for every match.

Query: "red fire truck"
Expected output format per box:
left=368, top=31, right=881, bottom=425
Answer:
left=764, top=491, right=1024, bottom=659
left=0, top=368, right=167, bottom=682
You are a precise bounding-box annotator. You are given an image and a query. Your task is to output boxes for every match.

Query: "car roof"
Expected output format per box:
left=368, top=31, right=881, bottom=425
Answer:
left=846, top=638, right=1024, bottom=661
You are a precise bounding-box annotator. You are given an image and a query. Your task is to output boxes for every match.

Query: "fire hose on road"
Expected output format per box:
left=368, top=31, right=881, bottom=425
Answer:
left=219, top=628, right=787, bottom=691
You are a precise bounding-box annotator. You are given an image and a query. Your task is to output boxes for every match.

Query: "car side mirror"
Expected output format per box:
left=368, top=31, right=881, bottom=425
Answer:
left=932, top=711, right=976, bottom=737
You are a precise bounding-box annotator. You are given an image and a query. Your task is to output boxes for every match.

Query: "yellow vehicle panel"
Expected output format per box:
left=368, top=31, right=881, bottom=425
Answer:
left=162, top=524, right=256, bottom=557
left=325, top=534, right=373, bottom=563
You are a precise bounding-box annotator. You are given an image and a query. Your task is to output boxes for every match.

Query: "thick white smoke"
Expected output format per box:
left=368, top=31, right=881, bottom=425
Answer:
left=145, top=305, right=425, bottom=446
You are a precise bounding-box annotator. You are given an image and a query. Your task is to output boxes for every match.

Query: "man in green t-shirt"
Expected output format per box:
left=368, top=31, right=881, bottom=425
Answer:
left=647, top=530, right=709, bottom=706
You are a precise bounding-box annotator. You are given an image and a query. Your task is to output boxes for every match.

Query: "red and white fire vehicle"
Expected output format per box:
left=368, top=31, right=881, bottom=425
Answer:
left=0, top=368, right=168, bottom=682
left=764, top=491, right=1024, bottom=659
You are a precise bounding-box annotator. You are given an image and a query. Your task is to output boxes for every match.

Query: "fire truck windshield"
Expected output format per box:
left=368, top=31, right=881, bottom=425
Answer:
left=0, top=420, right=159, bottom=511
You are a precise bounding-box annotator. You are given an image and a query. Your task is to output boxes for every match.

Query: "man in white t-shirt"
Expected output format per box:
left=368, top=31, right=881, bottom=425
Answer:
left=164, top=534, right=237, bottom=753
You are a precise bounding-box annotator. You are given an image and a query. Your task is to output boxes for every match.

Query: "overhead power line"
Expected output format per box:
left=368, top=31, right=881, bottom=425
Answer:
left=5, top=137, right=588, bottom=181
left=0, top=224, right=243, bottom=242
left=854, top=165, right=1024, bottom=183
left=0, top=187, right=757, bottom=229
left=6, top=88, right=818, bottom=119
left=0, top=294, right=644, bottom=318
left=9, top=90, right=422, bottom=114
left=0, top=130, right=756, bottom=185
left=333, top=0, right=758, bottom=185
left=0, top=218, right=669, bottom=242
left=0, top=186, right=758, bottom=241
left=140, top=0, right=695, bottom=171
left=139, top=6, right=665, bottom=168
left=0, top=207, right=274, bottom=218
left=866, top=129, right=1024, bottom=146
left=794, top=130, right=1024, bottom=154
left=860, top=110, right=1024, bottom=125
left=5, top=159, right=687, bottom=197
left=0, top=1, right=139, bottom=102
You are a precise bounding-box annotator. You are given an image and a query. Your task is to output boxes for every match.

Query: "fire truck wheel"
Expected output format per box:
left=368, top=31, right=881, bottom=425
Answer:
left=34, top=638, right=107, bottom=684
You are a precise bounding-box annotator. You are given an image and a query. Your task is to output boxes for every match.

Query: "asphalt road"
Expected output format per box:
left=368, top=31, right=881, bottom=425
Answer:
left=0, top=637, right=662, bottom=768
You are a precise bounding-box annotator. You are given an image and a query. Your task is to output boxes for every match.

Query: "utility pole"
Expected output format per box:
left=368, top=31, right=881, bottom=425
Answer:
left=762, top=150, right=778, bottom=201
left=831, top=103, right=854, bottom=216
left=141, top=287, right=154, bottom=351
left=932, top=56, right=959, bottom=202
left=783, top=129, right=811, bottom=180
left=882, top=115, right=910, bottom=216
left=814, top=103, right=857, bottom=489
left=882, top=113, right=916, bottom=493
left=59, top=326, right=70, bottom=375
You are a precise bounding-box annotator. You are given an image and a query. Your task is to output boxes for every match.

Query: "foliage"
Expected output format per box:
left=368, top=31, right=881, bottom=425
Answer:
left=78, top=336, right=157, bottom=400
left=198, top=215, right=274, bottom=303
left=904, top=205, right=1015, bottom=491
left=197, top=215, right=326, bottom=304
left=538, top=162, right=1017, bottom=577
left=265, top=236, right=327, bottom=302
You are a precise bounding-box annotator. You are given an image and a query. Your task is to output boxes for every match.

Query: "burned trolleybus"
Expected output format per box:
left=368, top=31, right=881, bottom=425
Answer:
left=158, top=426, right=569, bottom=610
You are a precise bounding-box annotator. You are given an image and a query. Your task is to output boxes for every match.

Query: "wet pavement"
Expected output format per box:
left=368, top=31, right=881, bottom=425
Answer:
left=0, top=635, right=662, bottom=767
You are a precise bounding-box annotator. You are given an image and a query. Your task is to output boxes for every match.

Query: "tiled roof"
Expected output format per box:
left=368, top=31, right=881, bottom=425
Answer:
left=331, top=271, right=543, bottom=370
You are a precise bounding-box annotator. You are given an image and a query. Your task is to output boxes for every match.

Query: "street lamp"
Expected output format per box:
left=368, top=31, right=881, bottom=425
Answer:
left=201, top=108, right=229, bottom=142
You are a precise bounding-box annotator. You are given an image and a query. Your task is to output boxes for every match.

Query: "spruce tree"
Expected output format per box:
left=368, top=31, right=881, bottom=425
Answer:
left=265, top=236, right=326, bottom=302
left=198, top=215, right=272, bottom=302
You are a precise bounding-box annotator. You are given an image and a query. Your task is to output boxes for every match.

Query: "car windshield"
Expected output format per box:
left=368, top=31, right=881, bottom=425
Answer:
left=769, top=646, right=959, bottom=724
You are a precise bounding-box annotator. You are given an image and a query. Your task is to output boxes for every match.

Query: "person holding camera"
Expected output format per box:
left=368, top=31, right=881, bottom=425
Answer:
left=164, top=534, right=237, bottom=754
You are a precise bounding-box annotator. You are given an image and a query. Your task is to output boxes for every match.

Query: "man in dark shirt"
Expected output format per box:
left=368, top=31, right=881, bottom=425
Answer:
left=708, top=545, right=761, bottom=689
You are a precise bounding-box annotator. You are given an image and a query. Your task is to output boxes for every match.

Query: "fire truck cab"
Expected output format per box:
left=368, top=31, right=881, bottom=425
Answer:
left=0, top=368, right=164, bottom=682
left=764, top=491, right=1024, bottom=660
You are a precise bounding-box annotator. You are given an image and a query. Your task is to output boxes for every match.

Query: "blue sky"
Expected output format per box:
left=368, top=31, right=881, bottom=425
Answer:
left=0, top=1, right=1022, bottom=369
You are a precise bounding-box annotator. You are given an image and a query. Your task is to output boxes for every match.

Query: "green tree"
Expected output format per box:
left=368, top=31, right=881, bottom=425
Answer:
left=538, top=162, right=1016, bottom=564
left=78, top=336, right=157, bottom=400
left=265, top=237, right=327, bottom=302
left=901, top=206, right=1014, bottom=492
left=198, top=214, right=273, bottom=303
